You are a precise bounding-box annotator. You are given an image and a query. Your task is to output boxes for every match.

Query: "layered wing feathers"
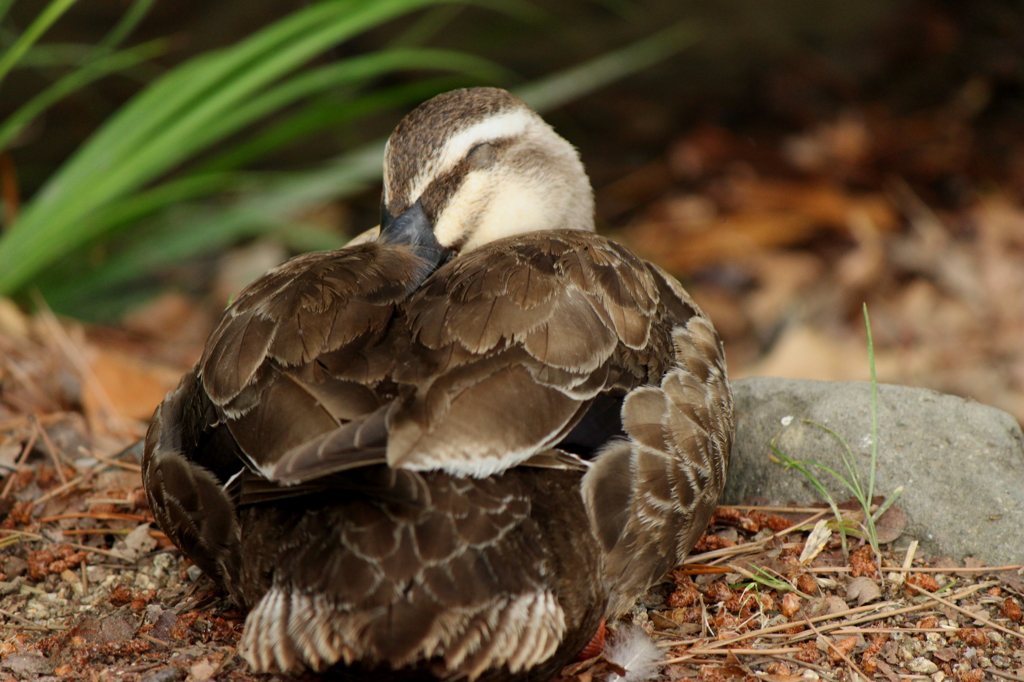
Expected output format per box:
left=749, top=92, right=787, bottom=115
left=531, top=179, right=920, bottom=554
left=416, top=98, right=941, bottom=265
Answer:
left=386, top=231, right=669, bottom=475
left=187, top=230, right=686, bottom=483
left=582, top=265, right=734, bottom=614
left=197, top=243, right=432, bottom=476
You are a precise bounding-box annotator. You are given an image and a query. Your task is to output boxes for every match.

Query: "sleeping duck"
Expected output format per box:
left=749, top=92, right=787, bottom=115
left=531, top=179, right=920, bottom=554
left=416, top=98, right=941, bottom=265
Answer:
left=143, top=87, right=733, bottom=681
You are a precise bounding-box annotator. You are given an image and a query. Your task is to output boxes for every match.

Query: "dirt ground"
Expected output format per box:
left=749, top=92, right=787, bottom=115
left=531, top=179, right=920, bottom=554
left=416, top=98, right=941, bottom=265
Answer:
left=0, top=318, right=1022, bottom=682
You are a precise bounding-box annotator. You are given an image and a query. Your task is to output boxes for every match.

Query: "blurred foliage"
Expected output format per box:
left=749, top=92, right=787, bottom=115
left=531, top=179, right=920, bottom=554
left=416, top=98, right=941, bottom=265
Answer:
left=0, top=0, right=958, bottom=320
left=0, top=0, right=517, bottom=309
left=0, top=0, right=710, bottom=319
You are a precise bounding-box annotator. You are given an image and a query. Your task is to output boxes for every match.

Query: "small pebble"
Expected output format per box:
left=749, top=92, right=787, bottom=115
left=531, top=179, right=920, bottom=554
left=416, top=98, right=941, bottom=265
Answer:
left=0, top=577, right=23, bottom=595
left=991, top=655, right=1010, bottom=669
left=907, top=657, right=939, bottom=674
left=140, top=667, right=186, bottom=682
left=86, top=566, right=110, bottom=583
left=3, top=557, right=27, bottom=578
left=146, top=603, right=165, bottom=624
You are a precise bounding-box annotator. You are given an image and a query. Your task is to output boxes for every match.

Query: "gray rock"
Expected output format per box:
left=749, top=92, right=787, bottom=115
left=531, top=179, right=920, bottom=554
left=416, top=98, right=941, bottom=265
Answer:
left=725, top=377, right=1024, bottom=565
left=1, top=653, right=54, bottom=675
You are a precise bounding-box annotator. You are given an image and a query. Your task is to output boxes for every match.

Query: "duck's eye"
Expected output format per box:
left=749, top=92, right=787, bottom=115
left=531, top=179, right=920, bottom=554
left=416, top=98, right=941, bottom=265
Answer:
left=466, top=142, right=496, bottom=170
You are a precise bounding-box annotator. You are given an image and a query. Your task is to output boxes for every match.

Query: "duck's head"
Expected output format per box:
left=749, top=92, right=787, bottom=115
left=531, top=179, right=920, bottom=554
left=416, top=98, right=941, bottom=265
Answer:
left=378, top=87, right=595, bottom=257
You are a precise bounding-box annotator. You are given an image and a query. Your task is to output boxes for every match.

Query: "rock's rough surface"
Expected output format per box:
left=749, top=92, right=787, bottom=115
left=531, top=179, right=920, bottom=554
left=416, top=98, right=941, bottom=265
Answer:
left=726, top=377, right=1024, bottom=565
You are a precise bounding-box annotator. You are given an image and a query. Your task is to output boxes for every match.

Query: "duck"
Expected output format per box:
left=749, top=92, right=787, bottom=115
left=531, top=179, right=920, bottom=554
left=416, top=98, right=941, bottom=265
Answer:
left=143, top=87, right=733, bottom=681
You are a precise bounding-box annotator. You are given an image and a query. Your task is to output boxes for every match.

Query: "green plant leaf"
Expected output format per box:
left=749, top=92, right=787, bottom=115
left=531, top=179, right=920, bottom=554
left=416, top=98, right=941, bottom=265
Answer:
left=198, top=51, right=507, bottom=173
left=803, top=420, right=865, bottom=501
left=864, top=303, right=879, bottom=514
left=37, top=143, right=384, bottom=312
left=199, top=77, right=473, bottom=174
left=516, top=20, right=700, bottom=111
left=0, top=0, right=461, bottom=294
left=32, top=15, right=704, bottom=313
left=0, top=0, right=78, bottom=90
left=97, top=0, right=156, bottom=51
left=0, top=1, right=15, bottom=28
left=0, top=39, right=166, bottom=152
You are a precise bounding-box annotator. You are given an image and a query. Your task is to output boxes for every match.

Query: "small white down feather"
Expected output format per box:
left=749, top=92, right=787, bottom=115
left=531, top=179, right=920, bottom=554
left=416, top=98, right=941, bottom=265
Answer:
left=604, top=625, right=662, bottom=682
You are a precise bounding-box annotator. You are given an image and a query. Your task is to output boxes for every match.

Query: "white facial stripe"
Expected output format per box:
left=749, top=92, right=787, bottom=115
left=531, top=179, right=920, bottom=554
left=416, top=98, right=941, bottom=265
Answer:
left=407, top=108, right=537, bottom=201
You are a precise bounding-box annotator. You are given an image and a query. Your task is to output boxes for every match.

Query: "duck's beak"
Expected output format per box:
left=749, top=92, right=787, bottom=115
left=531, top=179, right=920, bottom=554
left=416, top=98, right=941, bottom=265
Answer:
left=379, top=199, right=451, bottom=269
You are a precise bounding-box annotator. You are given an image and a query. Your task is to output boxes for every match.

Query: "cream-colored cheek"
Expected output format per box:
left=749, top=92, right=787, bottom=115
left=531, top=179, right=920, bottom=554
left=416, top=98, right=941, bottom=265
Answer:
left=433, top=172, right=558, bottom=250
left=431, top=173, right=489, bottom=248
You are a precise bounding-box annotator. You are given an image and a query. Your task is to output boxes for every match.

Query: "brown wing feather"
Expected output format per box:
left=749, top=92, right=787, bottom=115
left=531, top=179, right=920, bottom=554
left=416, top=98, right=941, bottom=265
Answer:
left=201, top=243, right=430, bottom=406
left=143, top=367, right=243, bottom=592
left=194, top=243, right=433, bottom=478
left=385, top=230, right=665, bottom=475
left=582, top=263, right=734, bottom=615
left=144, top=242, right=439, bottom=596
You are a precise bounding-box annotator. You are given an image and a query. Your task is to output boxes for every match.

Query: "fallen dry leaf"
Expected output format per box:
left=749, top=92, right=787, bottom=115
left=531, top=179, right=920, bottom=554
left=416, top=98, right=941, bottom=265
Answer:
left=873, top=504, right=907, bottom=544
left=1, top=653, right=53, bottom=675
left=116, top=522, right=158, bottom=560
left=846, top=576, right=882, bottom=605
left=780, top=592, right=802, bottom=618
left=799, top=518, right=832, bottom=565
left=189, top=657, right=218, bottom=681
left=625, top=178, right=896, bottom=274
left=84, top=347, right=182, bottom=422
left=0, top=298, right=28, bottom=337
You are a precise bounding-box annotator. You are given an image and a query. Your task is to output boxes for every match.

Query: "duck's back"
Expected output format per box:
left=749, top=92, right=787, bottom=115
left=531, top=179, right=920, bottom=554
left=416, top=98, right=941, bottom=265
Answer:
left=145, top=230, right=728, bottom=680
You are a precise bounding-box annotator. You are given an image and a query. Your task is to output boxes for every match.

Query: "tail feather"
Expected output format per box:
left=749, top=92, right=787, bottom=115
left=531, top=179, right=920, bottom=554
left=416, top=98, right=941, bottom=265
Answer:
left=240, top=587, right=566, bottom=679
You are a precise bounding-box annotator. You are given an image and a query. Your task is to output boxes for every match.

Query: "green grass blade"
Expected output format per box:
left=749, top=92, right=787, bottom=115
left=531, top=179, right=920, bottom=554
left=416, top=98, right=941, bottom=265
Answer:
left=0, top=0, right=452, bottom=294
left=872, top=486, right=902, bottom=523
left=389, top=5, right=466, bottom=47
left=770, top=444, right=850, bottom=556
left=39, top=80, right=467, bottom=310
left=15, top=43, right=95, bottom=68
left=0, top=1, right=16, bottom=28
left=0, top=39, right=165, bottom=151
left=43, top=143, right=383, bottom=308
left=97, top=0, right=156, bottom=51
left=864, top=303, right=879, bottom=509
left=770, top=447, right=838, bottom=506
left=202, top=75, right=474, bottom=173
left=193, top=48, right=506, bottom=162
left=0, top=0, right=78, bottom=90
left=858, top=303, right=884, bottom=557
left=772, top=450, right=864, bottom=502
left=515, top=20, right=700, bottom=111
left=803, top=420, right=865, bottom=502
left=39, top=1, right=426, bottom=193
left=110, top=2, right=440, bottom=165
left=63, top=2, right=432, bottom=191
left=85, top=173, right=240, bottom=235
